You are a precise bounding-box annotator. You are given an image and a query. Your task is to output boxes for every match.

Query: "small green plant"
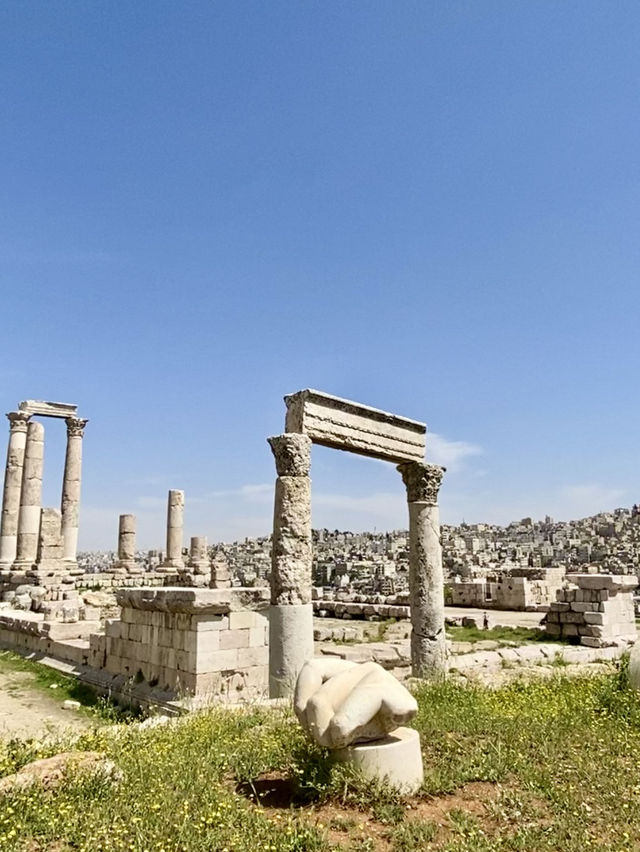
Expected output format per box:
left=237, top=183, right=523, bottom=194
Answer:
left=389, top=819, right=438, bottom=850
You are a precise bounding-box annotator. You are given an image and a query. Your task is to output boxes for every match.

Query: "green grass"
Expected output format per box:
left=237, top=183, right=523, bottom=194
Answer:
left=0, top=649, right=134, bottom=723
left=447, top=624, right=557, bottom=645
left=1, top=659, right=640, bottom=850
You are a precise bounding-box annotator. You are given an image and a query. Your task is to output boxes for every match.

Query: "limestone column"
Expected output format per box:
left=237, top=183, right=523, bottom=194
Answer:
left=14, top=421, right=45, bottom=570
left=114, top=514, right=140, bottom=574
left=267, top=433, right=313, bottom=698
left=159, top=489, right=184, bottom=571
left=397, top=462, right=447, bottom=679
left=0, top=412, right=31, bottom=568
left=61, top=417, right=88, bottom=565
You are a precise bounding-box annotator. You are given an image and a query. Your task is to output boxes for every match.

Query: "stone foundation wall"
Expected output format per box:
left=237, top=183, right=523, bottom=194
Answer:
left=446, top=570, right=564, bottom=611
left=313, top=599, right=410, bottom=620
left=90, top=587, right=269, bottom=703
left=545, top=573, right=637, bottom=647
left=75, top=572, right=177, bottom=590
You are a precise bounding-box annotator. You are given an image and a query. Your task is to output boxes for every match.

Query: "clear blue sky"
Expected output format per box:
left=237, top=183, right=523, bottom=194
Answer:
left=1, top=2, right=639, bottom=549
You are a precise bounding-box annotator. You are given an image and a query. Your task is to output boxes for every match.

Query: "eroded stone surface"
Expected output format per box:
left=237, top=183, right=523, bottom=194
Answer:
left=294, top=658, right=417, bottom=749
left=284, top=389, right=425, bottom=464
left=267, top=434, right=311, bottom=477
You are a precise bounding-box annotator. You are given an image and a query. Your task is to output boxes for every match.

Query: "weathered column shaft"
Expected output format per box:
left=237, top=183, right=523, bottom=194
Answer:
left=398, top=462, right=447, bottom=679
left=189, top=535, right=208, bottom=565
left=0, top=412, right=31, bottom=566
left=159, top=489, right=184, bottom=570
left=61, top=417, right=88, bottom=563
left=119, top=514, right=136, bottom=562
left=15, top=421, right=45, bottom=567
left=268, top=433, right=313, bottom=698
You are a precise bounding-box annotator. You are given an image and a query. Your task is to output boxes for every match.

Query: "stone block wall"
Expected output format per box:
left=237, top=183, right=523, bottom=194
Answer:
left=545, top=573, right=637, bottom=647
left=446, top=568, right=565, bottom=611
left=93, top=587, right=269, bottom=702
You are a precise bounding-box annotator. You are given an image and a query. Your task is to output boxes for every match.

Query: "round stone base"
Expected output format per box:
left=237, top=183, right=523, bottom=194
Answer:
left=333, top=727, right=424, bottom=794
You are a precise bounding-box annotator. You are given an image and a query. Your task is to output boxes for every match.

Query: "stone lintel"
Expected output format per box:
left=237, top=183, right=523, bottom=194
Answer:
left=115, top=586, right=269, bottom=614
left=19, top=400, right=78, bottom=419
left=566, top=573, right=638, bottom=592
left=284, top=388, right=425, bottom=463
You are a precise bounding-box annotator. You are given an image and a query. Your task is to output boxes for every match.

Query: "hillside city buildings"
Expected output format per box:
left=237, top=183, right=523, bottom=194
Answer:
left=77, top=505, right=640, bottom=611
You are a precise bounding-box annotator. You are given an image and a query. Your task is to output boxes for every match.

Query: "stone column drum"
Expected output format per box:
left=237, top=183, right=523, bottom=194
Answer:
left=0, top=411, right=31, bottom=568
left=115, top=514, right=140, bottom=574
left=61, top=417, right=88, bottom=566
left=397, top=462, right=447, bottom=679
left=267, top=433, right=314, bottom=698
left=159, top=489, right=185, bottom=571
left=189, top=536, right=209, bottom=573
left=13, top=421, right=45, bottom=571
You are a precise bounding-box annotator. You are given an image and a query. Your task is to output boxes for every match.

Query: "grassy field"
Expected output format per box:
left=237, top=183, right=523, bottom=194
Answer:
left=446, top=624, right=555, bottom=645
left=1, top=660, right=640, bottom=851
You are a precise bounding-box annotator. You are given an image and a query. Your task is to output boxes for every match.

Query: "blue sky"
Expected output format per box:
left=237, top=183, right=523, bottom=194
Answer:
left=1, top=2, right=639, bottom=549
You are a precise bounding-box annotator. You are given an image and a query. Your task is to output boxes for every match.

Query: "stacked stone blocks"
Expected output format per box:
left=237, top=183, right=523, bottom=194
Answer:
left=95, top=587, right=269, bottom=701
left=545, top=573, right=637, bottom=647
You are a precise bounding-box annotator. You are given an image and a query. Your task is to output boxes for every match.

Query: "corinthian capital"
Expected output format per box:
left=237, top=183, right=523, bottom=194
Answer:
left=6, top=411, right=31, bottom=433
left=65, top=417, right=88, bottom=438
left=397, top=462, right=445, bottom=504
left=268, top=433, right=312, bottom=477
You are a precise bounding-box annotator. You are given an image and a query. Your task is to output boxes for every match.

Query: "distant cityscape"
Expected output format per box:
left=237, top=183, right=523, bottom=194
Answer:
left=78, top=504, right=640, bottom=598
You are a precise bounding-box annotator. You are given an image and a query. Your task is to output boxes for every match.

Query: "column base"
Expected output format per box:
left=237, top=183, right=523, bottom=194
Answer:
left=157, top=560, right=184, bottom=573
left=269, top=603, right=314, bottom=698
left=333, top=727, right=424, bottom=794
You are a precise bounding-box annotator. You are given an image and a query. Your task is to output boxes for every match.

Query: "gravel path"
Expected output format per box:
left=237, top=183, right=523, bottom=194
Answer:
left=0, top=668, right=93, bottom=741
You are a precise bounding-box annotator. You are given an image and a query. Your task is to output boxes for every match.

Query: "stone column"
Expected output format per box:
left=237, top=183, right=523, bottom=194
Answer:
left=114, top=514, right=140, bottom=574
left=159, top=489, right=185, bottom=571
left=0, top=411, right=31, bottom=568
left=14, top=421, right=45, bottom=571
left=267, top=433, right=313, bottom=698
left=210, top=548, right=231, bottom=589
left=397, top=462, right=447, bottom=679
left=61, top=417, right=88, bottom=565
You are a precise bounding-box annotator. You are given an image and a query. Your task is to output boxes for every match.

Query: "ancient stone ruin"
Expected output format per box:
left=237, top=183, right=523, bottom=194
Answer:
left=544, top=573, right=637, bottom=647
left=267, top=389, right=446, bottom=696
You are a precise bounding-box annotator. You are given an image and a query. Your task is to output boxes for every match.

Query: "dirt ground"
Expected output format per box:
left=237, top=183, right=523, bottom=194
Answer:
left=0, top=668, right=93, bottom=741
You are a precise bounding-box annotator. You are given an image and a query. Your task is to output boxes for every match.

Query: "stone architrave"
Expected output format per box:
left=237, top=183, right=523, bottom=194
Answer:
left=267, top=433, right=313, bottom=698
left=159, top=490, right=185, bottom=572
left=13, top=421, right=45, bottom=571
left=114, top=514, right=140, bottom=574
left=0, top=411, right=31, bottom=568
left=284, top=389, right=426, bottom=464
left=61, top=417, right=88, bottom=566
left=397, top=461, right=447, bottom=679
left=210, top=548, right=231, bottom=589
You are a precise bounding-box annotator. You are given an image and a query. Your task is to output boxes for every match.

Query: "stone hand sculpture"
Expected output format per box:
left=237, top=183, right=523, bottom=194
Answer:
left=294, top=658, right=418, bottom=749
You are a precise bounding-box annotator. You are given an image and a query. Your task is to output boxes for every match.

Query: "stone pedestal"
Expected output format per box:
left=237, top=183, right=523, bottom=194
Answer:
left=267, top=433, right=313, bottom=697
left=61, top=417, right=87, bottom=568
left=101, top=587, right=270, bottom=702
left=397, top=462, right=447, bottom=679
left=333, top=727, right=424, bottom=794
left=114, top=514, right=141, bottom=574
left=159, top=490, right=185, bottom=572
left=0, top=412, right=31, bottom=570
left=13, top=422, right=45, bottom=572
